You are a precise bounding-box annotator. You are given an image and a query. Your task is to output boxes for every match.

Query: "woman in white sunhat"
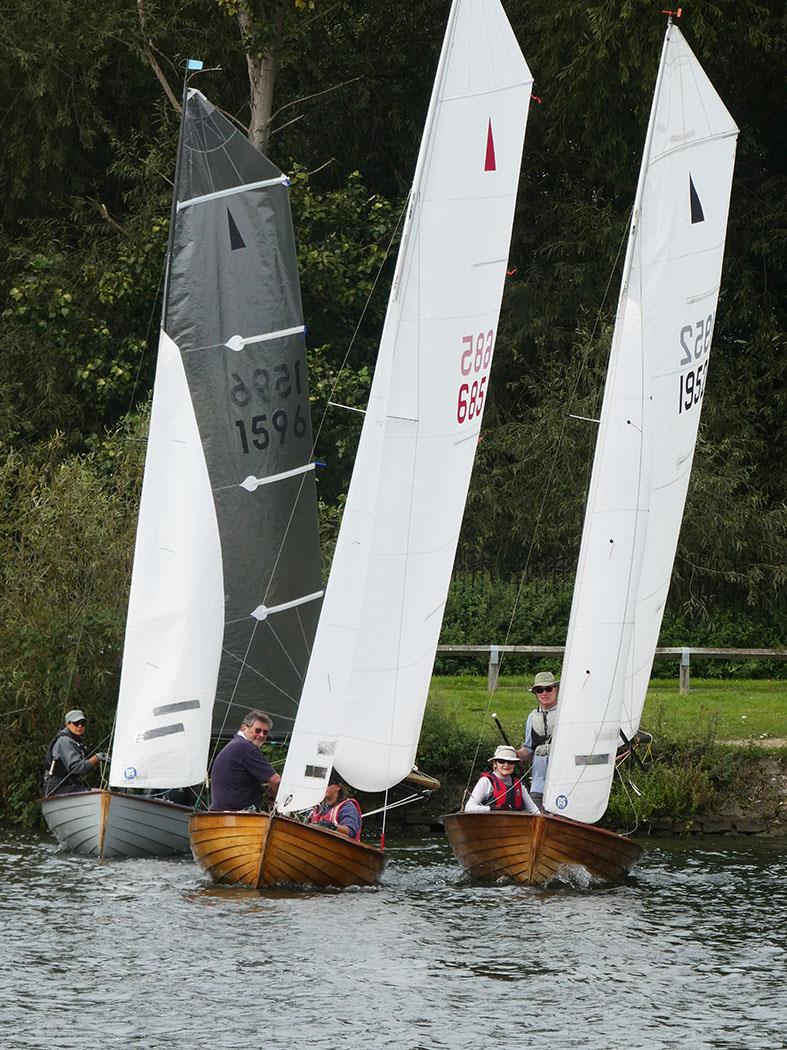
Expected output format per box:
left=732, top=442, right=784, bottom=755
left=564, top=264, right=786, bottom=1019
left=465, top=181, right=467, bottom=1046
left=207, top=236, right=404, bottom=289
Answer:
left=464, top=745, right=540, bottom=813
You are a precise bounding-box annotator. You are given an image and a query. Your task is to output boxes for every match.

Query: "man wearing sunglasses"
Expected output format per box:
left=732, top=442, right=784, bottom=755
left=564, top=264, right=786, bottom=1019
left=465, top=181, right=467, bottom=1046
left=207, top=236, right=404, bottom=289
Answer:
left=516, top=672, right=559, bottom=808
left=42, top=710, right=106, bottom=796
left=209, top=709, right=281, bottom=812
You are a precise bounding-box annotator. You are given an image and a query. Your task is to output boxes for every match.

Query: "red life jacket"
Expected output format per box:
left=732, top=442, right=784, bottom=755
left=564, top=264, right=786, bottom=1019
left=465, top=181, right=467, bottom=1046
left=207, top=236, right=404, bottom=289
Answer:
left=308, top=797, right=362, bottom=840
left=480, top=771, right=525, bottom=811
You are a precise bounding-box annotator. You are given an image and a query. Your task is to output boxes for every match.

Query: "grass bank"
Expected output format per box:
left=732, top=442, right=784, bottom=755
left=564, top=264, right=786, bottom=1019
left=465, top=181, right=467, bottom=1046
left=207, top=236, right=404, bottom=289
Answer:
left=425, top=675, right=787, bottom=744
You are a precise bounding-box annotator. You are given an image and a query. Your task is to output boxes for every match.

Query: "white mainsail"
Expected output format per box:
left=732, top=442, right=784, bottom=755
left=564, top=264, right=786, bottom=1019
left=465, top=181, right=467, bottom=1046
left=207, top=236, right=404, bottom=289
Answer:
left=277, top=0, right=532, bottom=813
left=543, top=24, right=738, bottom=823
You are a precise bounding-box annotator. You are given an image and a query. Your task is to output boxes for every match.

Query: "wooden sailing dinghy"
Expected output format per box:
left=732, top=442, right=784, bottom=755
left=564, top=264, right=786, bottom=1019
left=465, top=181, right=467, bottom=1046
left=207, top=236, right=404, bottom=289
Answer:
left=44, top=75, right=323, bottom=859
left=444, top=17, right=738, bottom=885
left=192, top=0, right=533, bottom=889
left=41, top=790, right=191, bottom=859
left=190, top=812, right=384, bottom=888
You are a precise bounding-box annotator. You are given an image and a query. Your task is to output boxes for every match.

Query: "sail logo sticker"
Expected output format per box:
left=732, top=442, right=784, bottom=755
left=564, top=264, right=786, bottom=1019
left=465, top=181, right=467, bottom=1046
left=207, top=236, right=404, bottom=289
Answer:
left=124, top=767, right=138, bottom=781
left=227, top=208, right=246, bottom=250
left=689, top=175, right=705, bottom=224
left=484, top=119, right=496, bottom=172
left=556, top=795, right=568, bottom=810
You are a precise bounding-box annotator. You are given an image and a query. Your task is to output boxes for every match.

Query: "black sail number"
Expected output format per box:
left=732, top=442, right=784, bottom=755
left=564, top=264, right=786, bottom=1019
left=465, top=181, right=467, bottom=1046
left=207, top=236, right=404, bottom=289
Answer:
left=231, top=353, right=309, bottom=454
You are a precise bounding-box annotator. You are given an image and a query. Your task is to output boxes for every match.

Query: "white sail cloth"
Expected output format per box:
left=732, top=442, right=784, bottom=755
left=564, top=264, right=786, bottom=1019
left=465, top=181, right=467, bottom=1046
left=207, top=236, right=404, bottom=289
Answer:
left=543, top=25, right=738, bottom=823
left=277, top=0, right=533, bottom=813
left=109, top=331, right=223, bottom=788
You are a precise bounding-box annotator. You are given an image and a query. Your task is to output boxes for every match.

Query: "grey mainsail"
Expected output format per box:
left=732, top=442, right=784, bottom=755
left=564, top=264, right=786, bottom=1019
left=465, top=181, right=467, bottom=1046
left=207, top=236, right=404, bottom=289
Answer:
left=109, top=89, right=322, bottom=792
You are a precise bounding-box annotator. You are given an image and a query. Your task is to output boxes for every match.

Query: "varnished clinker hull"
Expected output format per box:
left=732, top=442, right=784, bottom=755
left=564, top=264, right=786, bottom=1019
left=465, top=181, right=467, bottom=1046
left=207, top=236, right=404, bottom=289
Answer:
left=189, top=811, right=385, bottom=889
left=41, top=789, right=191, bottom=858
left=442, top=811, right=641, bottom=886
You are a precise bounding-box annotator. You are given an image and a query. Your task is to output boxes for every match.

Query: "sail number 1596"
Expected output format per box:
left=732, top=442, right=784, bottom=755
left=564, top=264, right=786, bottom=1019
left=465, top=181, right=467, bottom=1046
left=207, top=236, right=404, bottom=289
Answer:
left=457, top=330, right=494, bottom=424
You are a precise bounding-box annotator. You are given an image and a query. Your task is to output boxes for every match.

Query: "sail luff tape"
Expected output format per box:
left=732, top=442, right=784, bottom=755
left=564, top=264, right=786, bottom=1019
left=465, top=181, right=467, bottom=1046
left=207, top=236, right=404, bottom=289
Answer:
left=226, top=325, right=305, bottom=352
left=177, top=174, right=289, bottom=210
left=240, top=462, right=316, bottom=492
left=250, top=590, right=324, bottom=621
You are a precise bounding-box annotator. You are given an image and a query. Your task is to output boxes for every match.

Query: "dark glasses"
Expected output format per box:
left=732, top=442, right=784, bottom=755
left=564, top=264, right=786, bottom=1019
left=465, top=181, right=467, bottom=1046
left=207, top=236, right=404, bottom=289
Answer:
left=252, top=727, right=270, bottom=736
left=533, top=686, right=555, bottom=694
left=71, top=719, right=87, bottom=726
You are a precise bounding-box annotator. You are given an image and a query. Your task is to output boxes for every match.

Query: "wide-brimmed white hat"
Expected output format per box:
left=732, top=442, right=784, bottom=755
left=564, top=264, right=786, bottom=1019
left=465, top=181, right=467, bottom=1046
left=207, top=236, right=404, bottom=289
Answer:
left=530, top=671, right=558, bottom=692
left=489, top=745, right=520, bottom=764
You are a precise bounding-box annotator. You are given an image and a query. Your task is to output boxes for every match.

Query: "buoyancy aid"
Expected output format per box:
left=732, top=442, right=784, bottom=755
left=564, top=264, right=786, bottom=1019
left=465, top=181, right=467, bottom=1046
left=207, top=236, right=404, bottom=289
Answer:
left=42, top=728, right=86, bottom=791
left=529, top=707, right=556, bottom=750
left=308, top=797, right=362, bottom=840
left=480, top=771, right=525, bottom=811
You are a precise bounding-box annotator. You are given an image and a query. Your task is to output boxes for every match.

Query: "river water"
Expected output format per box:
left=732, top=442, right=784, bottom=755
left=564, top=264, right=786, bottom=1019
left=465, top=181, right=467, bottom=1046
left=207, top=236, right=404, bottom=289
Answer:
left=1, top=830, right=785, bottom=1050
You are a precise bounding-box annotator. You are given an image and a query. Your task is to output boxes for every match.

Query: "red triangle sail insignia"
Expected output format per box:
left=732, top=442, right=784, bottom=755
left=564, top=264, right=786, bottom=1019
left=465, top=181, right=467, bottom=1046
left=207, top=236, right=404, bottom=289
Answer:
left=484, top=119, right=496, bottom=172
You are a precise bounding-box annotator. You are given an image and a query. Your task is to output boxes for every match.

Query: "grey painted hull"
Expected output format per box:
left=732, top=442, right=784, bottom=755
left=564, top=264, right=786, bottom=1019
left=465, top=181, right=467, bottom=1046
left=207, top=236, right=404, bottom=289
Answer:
left=41, top=790, right=191, bottom=858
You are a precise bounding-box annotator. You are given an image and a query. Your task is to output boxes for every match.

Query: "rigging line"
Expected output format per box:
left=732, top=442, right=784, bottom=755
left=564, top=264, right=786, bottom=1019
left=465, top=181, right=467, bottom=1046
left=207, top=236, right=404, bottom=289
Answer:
left=219, top=643, right=300, bottom=703
left=295, top=605, right=313, bottom=661
left=265, top=618, right=305, bottom=683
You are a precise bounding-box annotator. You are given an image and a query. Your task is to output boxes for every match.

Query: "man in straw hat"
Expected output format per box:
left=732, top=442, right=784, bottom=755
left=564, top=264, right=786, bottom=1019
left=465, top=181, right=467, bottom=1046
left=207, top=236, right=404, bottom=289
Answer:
left=464, top=745, right=539, bottom=813
left=516, top=671, right=559, bottom=808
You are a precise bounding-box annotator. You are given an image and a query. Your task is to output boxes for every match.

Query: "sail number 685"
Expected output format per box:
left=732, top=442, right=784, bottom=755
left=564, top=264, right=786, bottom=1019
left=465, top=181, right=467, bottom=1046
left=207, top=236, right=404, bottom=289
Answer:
left=458, top=330, right=494, bottom=424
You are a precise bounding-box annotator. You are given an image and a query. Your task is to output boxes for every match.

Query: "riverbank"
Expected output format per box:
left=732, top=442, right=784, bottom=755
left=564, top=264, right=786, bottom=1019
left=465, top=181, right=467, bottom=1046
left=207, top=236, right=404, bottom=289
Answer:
left=404, top=677, right=787, bottom=838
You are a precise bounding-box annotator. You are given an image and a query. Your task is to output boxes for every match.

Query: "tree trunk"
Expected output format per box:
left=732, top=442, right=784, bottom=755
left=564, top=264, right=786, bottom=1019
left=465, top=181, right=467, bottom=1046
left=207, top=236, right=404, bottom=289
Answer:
left=238, top=4, right=286, bottom=154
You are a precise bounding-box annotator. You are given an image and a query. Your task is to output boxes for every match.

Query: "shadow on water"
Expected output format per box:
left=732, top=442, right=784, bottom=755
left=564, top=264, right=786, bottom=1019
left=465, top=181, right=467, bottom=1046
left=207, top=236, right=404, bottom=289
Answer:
left=1, top=829, right=785, bottom=1049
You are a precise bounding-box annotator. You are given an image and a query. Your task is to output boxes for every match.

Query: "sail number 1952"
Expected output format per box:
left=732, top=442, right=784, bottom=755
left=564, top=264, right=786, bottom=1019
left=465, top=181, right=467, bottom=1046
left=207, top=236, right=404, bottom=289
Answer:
left=457, top=330, right=494, bottom=424
left=678, top=312, right=714, bottom=415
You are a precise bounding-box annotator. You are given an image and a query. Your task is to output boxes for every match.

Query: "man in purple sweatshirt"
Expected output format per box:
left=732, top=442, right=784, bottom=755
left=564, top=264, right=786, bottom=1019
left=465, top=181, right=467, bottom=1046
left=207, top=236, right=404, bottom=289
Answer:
left=209, top=710, right=281, bottom=811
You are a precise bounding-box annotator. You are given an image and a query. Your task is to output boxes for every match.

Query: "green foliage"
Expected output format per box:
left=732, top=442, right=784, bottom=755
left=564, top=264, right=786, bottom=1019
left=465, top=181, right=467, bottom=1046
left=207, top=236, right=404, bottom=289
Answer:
left=0, top=220, right=167, bottom=447
left=416, top=701, right=495, bottom=788
left=0, top=417, right=147, bottom=823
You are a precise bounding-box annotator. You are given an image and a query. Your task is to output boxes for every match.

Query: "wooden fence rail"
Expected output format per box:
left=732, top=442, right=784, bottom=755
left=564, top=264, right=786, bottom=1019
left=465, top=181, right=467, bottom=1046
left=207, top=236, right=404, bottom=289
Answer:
left=435, top=645, right=787, bottom=694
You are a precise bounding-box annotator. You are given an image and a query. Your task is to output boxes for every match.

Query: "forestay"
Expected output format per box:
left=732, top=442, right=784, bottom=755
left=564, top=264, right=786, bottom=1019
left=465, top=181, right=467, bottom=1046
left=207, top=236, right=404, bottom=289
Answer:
left=109, top=91, right=322, bottom=790
left=543, top=24, right=738, bottom=823
left=277, top=0, right=532, bottom=813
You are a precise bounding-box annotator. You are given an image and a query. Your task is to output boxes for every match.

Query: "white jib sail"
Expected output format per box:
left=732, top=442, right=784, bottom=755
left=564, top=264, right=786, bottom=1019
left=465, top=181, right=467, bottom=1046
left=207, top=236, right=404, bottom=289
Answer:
left=543, top=24, right=738, bottom=823
left=276, top=0, right=532, bottom=813
left=108, top=331, right=224, bottom=789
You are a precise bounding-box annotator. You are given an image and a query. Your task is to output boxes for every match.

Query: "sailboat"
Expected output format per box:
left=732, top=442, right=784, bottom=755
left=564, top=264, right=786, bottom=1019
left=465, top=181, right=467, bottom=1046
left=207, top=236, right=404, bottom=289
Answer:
left=41, top=80, right=323, bottom=859
left=443, top=17, right=739, bottom=885
left=190, top=0, right=533, bottom=889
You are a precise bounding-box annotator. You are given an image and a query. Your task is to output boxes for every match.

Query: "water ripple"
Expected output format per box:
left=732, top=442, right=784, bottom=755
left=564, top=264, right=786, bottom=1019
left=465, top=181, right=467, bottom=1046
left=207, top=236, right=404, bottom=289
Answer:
left=1, top=831, right=785, bottom=1049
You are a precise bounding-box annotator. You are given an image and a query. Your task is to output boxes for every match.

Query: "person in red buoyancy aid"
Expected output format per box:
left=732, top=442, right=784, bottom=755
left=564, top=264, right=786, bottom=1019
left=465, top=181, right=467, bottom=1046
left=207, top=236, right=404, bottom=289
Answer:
left=308, top=770, right=362, bottom=840
left=464, top=745, right=540, bottom=814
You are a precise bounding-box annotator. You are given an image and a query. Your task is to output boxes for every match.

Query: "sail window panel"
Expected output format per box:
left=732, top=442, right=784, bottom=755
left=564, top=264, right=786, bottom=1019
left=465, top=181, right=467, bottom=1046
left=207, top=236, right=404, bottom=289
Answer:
left=441, top=1, right=532, bottom=104
left=650, top=30, right=738, bottom=163
left=181, top=91, right=283, bottom=200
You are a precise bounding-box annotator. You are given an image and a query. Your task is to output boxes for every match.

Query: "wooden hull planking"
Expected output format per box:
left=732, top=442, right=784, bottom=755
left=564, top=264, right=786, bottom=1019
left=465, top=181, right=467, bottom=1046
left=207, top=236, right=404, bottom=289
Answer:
left=40, top=790, right=191, bottom=858
left=189, top=811, right=385, bottom=889
left=442, top=811, right=641, bottom=886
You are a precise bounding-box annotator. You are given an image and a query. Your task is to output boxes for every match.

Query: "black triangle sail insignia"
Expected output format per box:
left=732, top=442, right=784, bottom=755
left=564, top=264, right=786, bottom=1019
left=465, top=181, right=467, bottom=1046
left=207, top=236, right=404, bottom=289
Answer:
left=227, top=208, right=246, bottom=250
left=689, top=175, right=705, bottom=224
